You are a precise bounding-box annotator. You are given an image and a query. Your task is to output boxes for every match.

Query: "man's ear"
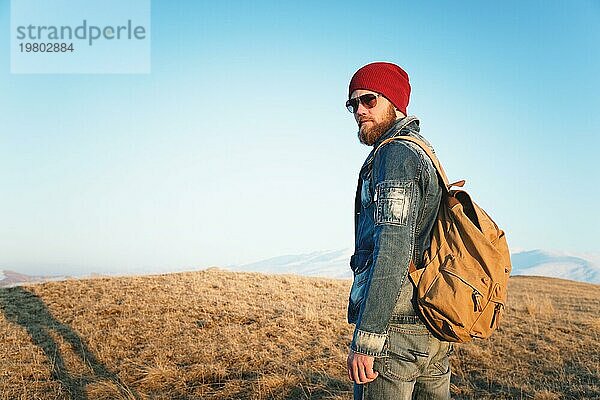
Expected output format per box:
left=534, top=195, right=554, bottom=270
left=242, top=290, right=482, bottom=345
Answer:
left=395, top=109, right=406, bottom=118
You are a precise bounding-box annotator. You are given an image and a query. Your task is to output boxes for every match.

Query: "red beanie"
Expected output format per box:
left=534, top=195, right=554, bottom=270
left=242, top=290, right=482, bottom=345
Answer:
left=348, top=62, right=411, bottom=115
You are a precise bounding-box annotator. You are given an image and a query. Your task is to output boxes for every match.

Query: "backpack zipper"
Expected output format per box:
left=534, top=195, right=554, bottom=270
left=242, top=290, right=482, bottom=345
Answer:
left=490, top=303, right=503, bottom=328
left=472, top=291, right=483, bottom=312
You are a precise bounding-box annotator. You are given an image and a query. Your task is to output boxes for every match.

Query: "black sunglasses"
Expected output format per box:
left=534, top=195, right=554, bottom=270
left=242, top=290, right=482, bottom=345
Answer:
left=345, top=93, right=381, bottom=113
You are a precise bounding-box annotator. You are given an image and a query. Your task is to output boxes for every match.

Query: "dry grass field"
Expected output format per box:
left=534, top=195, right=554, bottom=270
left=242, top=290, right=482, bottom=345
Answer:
left=0, top=269, right=598, bottom=400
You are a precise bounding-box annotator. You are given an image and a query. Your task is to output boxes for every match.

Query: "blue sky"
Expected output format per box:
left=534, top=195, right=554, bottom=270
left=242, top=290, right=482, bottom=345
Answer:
left=0, top=1, right=598, bottom=275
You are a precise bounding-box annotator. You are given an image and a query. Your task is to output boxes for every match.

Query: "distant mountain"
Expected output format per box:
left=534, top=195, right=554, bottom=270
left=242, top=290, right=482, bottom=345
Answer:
left=0, top=270, right=70, bottom=288
left=510, top=250, right=600, bottom=284
left=232, top=248, right=600, bottom=284
left=231, top=248, right=353, bottom=279
left=3, top=249, right=598, bottom=288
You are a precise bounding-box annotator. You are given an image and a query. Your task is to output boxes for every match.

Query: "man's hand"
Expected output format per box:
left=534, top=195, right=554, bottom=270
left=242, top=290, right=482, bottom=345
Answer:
left=347, top=349, right=379, bottom=384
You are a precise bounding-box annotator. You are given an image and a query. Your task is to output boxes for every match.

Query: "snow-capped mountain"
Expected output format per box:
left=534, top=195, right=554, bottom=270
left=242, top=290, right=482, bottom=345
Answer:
left=231, top=248, right=354, bottom=279
left=232, top=248, right=600, bottom=284
left=0, top=270, right=70, bottom=288
left=510, top=250, right=600, bottom=284
left=3, top=249, right=597, bottom=288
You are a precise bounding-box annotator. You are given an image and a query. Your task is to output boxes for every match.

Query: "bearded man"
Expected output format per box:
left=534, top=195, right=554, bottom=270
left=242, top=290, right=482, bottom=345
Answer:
left=345, top=62, right=452, bottom=400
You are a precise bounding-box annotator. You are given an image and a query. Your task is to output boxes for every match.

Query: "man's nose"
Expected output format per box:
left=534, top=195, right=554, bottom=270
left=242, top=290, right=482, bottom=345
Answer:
left=355, top=101, right=368, bottom=115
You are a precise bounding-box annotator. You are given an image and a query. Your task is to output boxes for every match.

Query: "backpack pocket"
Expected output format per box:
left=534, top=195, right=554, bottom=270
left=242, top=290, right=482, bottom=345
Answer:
left=420, top=255, right=495, bottom=341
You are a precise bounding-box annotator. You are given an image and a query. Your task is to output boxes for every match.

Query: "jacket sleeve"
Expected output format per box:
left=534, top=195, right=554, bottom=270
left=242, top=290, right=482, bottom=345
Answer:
left=351, top=141, right=426, bottom=357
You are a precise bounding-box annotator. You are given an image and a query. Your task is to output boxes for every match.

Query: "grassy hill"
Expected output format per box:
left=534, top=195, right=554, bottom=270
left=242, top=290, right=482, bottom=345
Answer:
left=0, top=269, right=598, bottom=400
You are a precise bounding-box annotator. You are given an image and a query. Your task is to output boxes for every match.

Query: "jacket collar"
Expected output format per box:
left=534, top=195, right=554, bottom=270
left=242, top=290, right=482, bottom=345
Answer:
left=360, top=116, right=421, bottom=171
left=373, top=115, right=421, bottom=149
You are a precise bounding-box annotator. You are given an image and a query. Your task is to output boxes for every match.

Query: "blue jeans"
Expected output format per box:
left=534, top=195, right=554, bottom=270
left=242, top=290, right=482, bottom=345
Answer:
left=354, top=323, right=452, bottom=400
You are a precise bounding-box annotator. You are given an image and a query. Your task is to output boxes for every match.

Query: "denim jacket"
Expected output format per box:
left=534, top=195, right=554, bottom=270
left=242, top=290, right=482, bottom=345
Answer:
left=348, top=116, right=443, bottom=357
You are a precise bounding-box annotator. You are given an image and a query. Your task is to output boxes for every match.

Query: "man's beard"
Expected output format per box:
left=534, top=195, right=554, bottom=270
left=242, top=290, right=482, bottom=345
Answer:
left=357, top=105, right=398, bottom=146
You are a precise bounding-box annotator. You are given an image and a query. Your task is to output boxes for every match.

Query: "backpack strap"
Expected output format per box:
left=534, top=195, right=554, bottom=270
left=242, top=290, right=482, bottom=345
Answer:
left=374, top=135, right=461, bottom=192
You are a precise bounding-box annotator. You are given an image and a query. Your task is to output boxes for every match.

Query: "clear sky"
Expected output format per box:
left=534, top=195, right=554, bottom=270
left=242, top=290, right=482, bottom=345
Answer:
left=1, top=1, right=598, bottom=276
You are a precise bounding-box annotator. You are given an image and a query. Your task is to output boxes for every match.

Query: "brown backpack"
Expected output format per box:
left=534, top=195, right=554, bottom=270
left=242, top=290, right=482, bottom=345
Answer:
left=377, top=135, right=512, bottom=343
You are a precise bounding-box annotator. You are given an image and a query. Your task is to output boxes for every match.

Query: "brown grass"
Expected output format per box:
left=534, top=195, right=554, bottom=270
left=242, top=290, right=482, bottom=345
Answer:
left=0, top=270, right=598, bottom=399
